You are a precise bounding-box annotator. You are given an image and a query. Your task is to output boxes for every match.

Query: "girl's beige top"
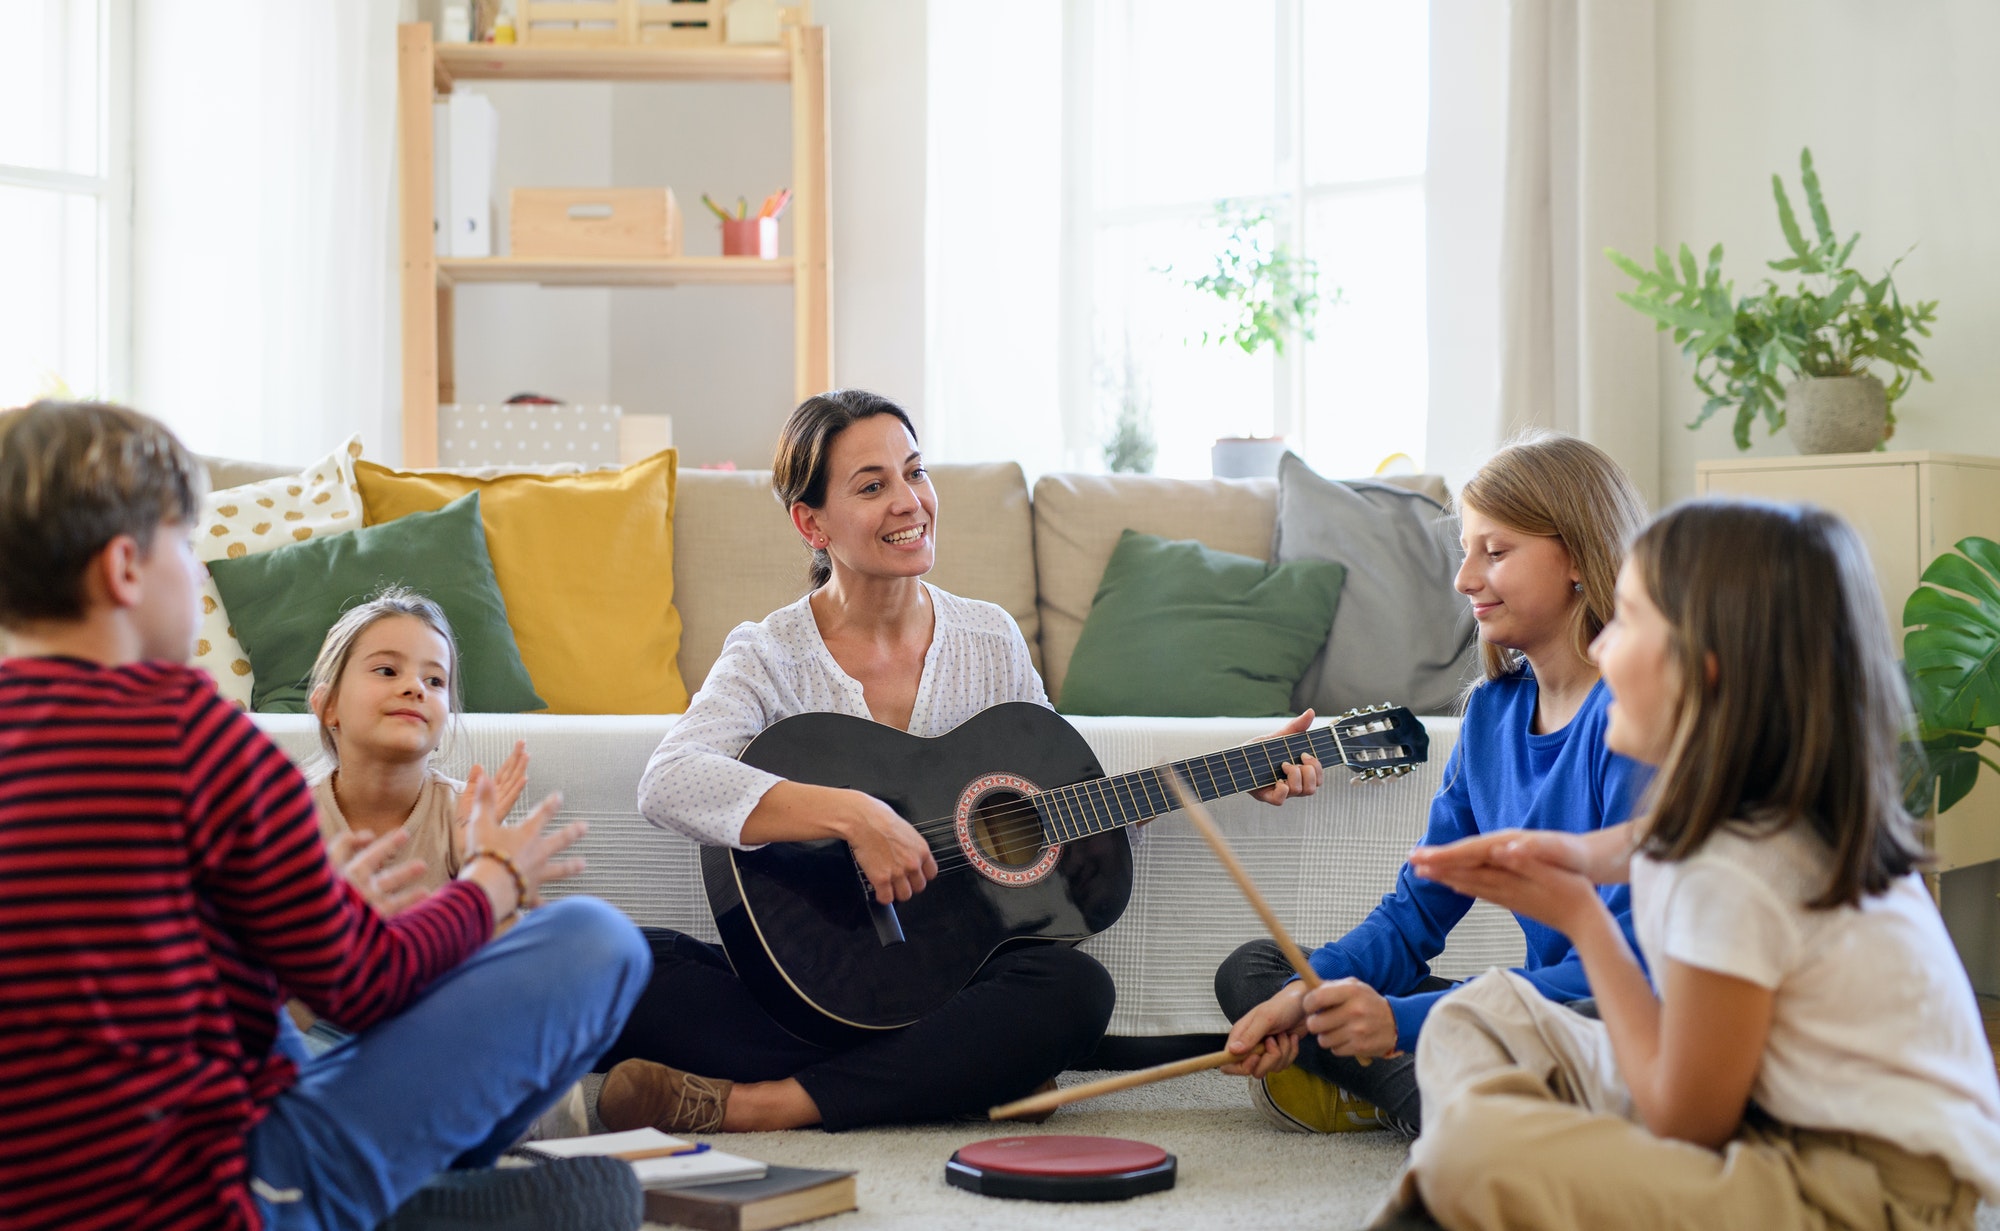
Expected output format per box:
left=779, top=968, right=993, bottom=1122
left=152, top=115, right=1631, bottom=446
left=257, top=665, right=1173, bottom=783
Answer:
left=311, top=767, right=467, bottom=894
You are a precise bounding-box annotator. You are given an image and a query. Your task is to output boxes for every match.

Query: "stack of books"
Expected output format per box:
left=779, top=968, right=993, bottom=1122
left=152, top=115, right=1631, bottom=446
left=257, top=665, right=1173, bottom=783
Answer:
left=523, top=1129, right=856, bottom=1230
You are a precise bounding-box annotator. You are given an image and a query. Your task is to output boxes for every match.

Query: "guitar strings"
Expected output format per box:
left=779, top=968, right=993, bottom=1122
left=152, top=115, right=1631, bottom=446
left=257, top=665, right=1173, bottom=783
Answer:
left=854, top=733, right=1351, bottom=882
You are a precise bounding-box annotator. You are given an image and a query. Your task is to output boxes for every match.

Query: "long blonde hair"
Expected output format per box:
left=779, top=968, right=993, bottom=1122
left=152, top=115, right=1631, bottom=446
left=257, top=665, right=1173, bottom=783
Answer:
left=1631, top=500, right=1924, bottom=908
left=1457, top=431, right=1648, bottom=683
left=305, top=586, right=461, bottom=766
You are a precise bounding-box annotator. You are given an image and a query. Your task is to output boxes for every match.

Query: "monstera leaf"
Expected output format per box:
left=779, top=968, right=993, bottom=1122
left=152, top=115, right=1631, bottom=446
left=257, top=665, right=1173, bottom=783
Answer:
left=1903, top=536, right=2000, bottom=813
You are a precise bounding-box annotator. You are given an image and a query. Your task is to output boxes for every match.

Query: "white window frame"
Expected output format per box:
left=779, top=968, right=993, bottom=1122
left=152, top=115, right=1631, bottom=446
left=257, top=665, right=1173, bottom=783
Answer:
left=1058, top=0, right=1426, bottom=470
left=0, top=0, right=133, bottom=403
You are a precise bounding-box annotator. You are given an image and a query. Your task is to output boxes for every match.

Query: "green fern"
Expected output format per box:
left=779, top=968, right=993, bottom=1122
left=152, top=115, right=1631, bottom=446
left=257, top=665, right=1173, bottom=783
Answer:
left=1607, top=148, right=1937, bottom=450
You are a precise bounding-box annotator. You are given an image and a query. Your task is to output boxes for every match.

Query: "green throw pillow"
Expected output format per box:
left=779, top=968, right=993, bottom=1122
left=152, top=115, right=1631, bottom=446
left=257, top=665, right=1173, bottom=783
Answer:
left=206, top=491, right=545, bottom=714
left=1058, top=530, right=1345, bottom=718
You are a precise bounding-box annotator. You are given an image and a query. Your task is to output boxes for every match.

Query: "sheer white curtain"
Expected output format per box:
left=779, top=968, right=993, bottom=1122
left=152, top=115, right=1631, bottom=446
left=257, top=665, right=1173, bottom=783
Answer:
left=1496, top=0, right=1661, bottom=502
left=923, top=0, right=1067, bottom=475
left=132, top=0, right=401, bottom=464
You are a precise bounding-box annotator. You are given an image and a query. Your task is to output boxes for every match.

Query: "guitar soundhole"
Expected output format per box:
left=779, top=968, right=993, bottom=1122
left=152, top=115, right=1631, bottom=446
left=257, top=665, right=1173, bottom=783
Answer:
left=970, top=790, right=1042, bottom=868
left=954, top=773, right=1064, bottom=887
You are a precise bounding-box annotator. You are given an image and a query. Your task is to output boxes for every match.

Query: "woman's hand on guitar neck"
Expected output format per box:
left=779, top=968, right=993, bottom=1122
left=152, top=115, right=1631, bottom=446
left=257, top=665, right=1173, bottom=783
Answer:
left=742, top=781, right=938, bottom=905
left=1249, top=710, right=1324, bottom=806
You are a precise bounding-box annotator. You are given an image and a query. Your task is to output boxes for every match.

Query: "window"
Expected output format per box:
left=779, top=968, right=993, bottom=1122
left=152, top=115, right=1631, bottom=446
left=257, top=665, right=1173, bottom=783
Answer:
left=0, top=0, right=131, bottom=407
left=1082, top=0, right=1427, bottom=477
left=927, top=0, right=1428, bottom=479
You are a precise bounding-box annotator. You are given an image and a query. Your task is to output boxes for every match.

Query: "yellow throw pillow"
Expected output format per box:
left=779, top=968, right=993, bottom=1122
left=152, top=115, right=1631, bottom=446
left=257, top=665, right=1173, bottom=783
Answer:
left=195, top=438, right=365, bottom=708
left=355, top=451, right=687, bottom=715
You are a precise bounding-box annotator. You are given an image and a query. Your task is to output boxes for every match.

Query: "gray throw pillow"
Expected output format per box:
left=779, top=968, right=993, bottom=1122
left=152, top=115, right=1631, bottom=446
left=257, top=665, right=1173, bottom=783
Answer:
left=1274, top=452, right=1477, bottom=716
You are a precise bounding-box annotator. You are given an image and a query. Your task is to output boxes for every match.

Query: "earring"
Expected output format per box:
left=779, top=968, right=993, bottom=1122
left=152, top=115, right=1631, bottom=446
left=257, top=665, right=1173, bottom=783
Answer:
left=1573, top=581, right=1584, bottom=593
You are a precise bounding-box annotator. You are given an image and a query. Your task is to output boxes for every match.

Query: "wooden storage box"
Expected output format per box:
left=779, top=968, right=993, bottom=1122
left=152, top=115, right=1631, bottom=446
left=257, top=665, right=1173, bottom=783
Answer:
left=519, top=0, right=723, bottom=46
left=510, top=188, right=683, bottom=259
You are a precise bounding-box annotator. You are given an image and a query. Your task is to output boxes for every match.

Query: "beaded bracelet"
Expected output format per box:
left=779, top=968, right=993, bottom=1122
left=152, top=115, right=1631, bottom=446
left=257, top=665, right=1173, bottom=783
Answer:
left=468, top=849, right=527, bottom=919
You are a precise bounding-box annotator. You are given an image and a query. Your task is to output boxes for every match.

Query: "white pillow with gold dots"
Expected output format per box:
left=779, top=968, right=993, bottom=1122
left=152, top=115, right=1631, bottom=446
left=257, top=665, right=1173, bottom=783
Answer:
left=193, top=438, right=365, bottom=708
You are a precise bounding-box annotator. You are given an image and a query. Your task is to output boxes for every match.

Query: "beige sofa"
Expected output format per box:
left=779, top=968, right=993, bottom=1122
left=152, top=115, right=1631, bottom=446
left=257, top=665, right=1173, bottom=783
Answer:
left=232, top=459, right=1521, bottom=1038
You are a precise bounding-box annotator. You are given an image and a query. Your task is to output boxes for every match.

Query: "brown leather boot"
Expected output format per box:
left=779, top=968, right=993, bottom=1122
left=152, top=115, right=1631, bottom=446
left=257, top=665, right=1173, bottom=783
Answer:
left=597, top=1059, right=733, bottom=1135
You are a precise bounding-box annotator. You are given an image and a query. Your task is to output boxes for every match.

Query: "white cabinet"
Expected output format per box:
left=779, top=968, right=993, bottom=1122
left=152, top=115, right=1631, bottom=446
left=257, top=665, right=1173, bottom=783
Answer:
left=1695, top=451, right=2000, bottom=870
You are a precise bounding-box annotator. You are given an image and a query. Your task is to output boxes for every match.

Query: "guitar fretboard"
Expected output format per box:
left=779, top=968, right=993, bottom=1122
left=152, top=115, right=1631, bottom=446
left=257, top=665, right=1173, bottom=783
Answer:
left=1034, top=727, right=1343, bottom=842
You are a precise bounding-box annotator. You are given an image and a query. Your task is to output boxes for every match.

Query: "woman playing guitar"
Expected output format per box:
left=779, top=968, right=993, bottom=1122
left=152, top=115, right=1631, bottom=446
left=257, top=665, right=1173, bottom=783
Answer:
left=593, top=390, right=1322, bottom=1133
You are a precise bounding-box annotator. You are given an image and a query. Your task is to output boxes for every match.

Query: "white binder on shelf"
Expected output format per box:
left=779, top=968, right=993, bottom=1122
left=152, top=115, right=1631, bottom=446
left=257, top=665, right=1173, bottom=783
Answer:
left=431, top=102, right=449, bottom=256
left=444, top=91, right=497, bottom=258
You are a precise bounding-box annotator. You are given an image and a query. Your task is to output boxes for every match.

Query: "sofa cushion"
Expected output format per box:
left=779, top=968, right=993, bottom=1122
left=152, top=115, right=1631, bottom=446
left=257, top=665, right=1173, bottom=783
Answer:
left=356, top=451, right=686, bottom=716
left=207, top=491, right=544, bottom=714
left=1033, top=474, right=1279, bottom=705
left=673, top=462, right=1039, bottom=693
left=1276, top=453, right=1477, bottom=717
left=193, top=440, right=364, bottom=708
left=1059, top=530, right=1344, bottom=718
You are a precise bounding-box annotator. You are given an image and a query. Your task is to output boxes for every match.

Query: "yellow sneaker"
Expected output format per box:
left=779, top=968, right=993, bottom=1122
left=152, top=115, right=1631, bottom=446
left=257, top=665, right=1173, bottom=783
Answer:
left=1250, top=1065, right=1385, bottom=1133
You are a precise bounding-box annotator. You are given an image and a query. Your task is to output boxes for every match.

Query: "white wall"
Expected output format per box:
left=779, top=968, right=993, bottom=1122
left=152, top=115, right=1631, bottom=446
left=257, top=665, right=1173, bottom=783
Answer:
left=1653, top=0, right=2000, bottom=500
left=1654, top=0, right=2000, bottom=993
left=452, top=1, right=927, bottom=469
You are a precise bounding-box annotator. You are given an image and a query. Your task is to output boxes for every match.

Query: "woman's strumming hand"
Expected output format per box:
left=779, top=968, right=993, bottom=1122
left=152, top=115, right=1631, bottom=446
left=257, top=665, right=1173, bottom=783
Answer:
left=835, top=789, right=938, bottom=905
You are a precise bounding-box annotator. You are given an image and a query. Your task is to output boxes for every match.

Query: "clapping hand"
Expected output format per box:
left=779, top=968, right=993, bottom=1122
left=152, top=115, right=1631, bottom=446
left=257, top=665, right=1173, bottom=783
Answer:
left=456, top=761, right=587, bottom=927
left=330, top=826, right=430, bottom=917
left=1409, top=829, right=1601, bottom=935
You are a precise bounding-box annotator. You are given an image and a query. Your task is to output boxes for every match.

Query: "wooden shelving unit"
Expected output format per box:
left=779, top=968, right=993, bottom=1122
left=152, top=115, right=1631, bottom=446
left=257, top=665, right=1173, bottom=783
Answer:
left=396, top=22, right=832, bottom=465
left=437, top=256, right=796, bottom=287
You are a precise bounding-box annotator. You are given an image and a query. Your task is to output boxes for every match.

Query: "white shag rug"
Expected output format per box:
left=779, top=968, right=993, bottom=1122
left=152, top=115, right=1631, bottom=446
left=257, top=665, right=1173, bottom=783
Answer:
left=641, top=1069, right=2000, bottom=1231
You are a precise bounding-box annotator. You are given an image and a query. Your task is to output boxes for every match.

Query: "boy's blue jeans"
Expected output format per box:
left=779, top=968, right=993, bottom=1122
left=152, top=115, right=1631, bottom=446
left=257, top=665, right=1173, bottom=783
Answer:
left=249, top=896, right=650, bottom=1231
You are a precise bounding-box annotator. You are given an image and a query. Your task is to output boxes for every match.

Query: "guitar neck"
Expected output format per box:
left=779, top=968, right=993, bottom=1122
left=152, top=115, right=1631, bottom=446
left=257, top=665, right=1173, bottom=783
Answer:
left=1034, top=727, right=1343, bottom=842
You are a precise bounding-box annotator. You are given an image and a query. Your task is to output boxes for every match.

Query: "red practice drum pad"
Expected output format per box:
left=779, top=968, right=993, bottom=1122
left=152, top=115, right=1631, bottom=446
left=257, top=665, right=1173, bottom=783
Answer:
left=946, top=1134, right=1177, bottom=1202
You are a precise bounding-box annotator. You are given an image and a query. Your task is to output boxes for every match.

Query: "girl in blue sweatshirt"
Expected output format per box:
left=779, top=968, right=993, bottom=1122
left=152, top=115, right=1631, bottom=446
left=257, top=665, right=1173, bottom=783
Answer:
left=1216, top=431, right=1649, bottom=1136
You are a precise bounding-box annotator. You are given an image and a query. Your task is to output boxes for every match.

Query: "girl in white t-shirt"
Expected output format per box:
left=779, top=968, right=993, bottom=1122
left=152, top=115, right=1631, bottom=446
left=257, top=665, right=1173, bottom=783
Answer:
left=1396, top=500, right=2000, bottom=1231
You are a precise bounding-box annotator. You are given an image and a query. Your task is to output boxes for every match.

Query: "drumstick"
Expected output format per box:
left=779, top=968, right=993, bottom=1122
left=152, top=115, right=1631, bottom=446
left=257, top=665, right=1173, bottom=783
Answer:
left=1163, top=771, right=1371, bottom=1068
left=988, top=770, right=1377, bottom=1122
left=988, top=1049, right=1237, bottom=1120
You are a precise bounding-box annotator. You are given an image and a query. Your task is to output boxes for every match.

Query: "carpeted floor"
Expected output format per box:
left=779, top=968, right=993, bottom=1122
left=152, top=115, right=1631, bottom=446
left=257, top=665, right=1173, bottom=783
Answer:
left=634, top=1069, right=2000, bottom=1230
left=647, top=1069, right=1408, bottom=1230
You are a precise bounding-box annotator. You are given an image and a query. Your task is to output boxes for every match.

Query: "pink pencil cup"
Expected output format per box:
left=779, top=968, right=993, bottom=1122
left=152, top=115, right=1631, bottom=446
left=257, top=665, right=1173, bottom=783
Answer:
left=721, top=217, right=779, bottom=259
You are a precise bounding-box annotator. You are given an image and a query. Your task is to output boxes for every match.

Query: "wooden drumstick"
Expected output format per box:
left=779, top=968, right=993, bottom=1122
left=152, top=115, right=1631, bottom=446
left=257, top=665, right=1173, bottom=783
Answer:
left=988, top=769, right=1380, bottom=1121
left=1163, top=770, right=1372, bottom=1068
left=988, top=1048, right=1237, bottom=1120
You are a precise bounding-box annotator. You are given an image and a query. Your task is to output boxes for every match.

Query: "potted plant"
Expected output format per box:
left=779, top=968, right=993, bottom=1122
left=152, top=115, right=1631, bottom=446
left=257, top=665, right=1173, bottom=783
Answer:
left=1170, top=204, right=1335, bottom=476
left=1607, top=148, right=1938, bottom=453
left=1182, top=203, right=1327, bottom=358
left=1904, top=536, right=2000, bottom=818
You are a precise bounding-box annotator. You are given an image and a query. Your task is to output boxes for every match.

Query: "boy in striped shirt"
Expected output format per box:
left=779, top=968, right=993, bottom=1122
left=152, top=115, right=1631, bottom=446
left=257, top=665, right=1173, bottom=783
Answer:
left=0, top=401, right=650, bottom=1231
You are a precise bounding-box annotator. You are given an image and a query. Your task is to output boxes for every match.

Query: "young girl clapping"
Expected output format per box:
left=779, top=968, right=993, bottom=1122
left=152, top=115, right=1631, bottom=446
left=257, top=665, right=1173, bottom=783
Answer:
left=1398, top=500, right=2000, bottom=1229
left=306, top=587, right=529, bottom=909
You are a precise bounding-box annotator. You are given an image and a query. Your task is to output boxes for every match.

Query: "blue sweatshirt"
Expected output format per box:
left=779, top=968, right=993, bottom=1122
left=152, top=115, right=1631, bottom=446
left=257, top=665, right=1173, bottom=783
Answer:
left=1306, top=668, right=1647, bottom=1051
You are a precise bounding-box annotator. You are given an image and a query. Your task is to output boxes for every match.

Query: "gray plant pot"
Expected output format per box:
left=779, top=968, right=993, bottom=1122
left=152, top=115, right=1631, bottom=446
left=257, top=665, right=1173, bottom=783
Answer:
left=1785, top=374, right=1886, bottom=454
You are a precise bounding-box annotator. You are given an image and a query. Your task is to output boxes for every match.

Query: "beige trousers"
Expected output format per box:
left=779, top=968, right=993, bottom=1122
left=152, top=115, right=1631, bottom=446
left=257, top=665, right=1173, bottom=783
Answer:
left=1371, top=971, right=1979, bottom=1231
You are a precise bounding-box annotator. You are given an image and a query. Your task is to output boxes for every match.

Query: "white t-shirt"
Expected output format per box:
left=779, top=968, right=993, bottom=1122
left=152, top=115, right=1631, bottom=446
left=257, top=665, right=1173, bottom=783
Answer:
left=1632, top=820, right=2000, bottom=1200
left=639, top=582, right=1050, bottom=849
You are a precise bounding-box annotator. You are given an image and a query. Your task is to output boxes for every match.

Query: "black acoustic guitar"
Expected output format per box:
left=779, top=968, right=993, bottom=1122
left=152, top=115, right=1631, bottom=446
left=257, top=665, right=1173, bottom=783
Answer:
left=700, top=702, right=1429, bottom=1048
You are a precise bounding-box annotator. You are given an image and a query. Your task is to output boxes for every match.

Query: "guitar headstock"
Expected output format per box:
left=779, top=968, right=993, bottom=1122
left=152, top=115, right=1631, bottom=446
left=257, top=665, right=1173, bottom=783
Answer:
left=1327, top=704, right=1429, bottom=782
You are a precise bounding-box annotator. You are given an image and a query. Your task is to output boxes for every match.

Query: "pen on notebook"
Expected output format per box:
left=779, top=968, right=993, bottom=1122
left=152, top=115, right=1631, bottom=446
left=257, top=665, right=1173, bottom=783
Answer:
left=615, top=1141, right=711, bottom=1161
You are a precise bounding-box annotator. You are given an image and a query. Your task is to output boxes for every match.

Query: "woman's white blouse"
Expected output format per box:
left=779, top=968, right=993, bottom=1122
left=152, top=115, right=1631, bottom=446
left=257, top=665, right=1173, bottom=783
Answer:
left=638, top=582, right=1050, bottom=849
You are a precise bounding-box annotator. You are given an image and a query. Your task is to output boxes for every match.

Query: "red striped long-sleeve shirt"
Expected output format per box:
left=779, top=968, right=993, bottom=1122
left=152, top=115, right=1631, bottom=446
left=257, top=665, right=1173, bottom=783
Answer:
left=0, top=657, right=492, bottom=1231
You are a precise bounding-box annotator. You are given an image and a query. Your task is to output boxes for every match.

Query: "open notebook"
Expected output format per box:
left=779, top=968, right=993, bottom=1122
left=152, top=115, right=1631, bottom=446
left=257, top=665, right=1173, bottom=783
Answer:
left=522, top=1128, right=767, bottom=1189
